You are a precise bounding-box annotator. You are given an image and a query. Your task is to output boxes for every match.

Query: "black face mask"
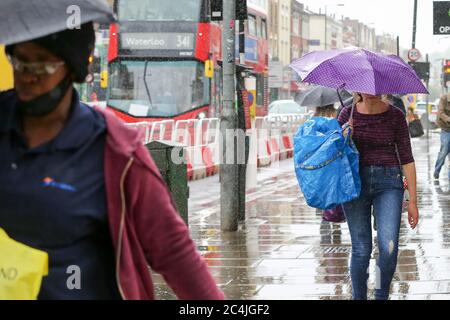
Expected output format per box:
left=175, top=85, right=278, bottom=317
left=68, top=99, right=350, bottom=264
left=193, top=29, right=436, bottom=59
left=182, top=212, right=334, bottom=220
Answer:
left=17, top=77, right=72, bottom=117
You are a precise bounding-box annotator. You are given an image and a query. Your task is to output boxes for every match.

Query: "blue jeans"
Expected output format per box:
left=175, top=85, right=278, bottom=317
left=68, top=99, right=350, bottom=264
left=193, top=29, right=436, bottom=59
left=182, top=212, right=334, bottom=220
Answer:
left=343, top=166, right=404, bottom=300
left=434, top=130, right=450, bottom=178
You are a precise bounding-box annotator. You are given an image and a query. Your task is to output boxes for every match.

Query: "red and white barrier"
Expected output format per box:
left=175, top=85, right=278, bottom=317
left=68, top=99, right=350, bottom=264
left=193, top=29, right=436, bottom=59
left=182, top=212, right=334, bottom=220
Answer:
left=125, top=112, right=310, bottom=181
left=254, top=117, right=271, bottom=167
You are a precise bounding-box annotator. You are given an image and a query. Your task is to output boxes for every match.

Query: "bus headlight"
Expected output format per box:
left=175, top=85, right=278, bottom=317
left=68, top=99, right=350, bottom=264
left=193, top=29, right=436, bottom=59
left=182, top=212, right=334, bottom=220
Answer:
left=197, top=112, right=207, bottom=119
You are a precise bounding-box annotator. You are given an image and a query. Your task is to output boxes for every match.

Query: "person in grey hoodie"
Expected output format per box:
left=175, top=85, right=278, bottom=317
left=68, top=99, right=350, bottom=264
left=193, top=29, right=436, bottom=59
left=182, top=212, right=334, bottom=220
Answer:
left=434, top=93, right=450, bottom=180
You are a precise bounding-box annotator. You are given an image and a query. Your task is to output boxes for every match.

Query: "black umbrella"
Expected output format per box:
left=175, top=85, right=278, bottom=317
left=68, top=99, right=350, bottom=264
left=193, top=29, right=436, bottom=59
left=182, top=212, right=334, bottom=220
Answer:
left=295, top=85, right=352, bottom=108
left=0, top=0, right=115, bottom=45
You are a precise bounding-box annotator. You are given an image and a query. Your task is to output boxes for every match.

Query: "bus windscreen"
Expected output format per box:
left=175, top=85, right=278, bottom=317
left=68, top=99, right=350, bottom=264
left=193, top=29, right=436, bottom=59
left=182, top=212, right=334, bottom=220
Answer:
left=108, top=60, right=210, bottom=118
left=118, top=0, right=202, bottom=22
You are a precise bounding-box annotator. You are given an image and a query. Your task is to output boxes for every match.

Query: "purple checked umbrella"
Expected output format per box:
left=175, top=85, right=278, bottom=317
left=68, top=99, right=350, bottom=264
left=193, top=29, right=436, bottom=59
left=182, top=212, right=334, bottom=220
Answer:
left=289, top=47, right=429, bottom=95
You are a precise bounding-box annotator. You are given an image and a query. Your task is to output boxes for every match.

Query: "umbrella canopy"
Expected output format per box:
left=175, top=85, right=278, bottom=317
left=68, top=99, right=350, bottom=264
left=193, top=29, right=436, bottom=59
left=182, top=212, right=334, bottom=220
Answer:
left=0, top=0, right=115, bottom=46
left=289, top=47, right=429, bottom=95
left=295, top=85, right=352, bottom=108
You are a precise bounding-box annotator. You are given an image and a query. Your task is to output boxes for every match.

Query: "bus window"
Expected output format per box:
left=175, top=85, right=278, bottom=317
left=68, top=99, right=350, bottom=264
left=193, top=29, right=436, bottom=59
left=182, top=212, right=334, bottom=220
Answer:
left=117, top=0, right=201, bottom=22
left=248, top=15, right=257, bottom=37
left=256, top=16, right=261, bottom=38
left=261, top=19, right=268, bottom=39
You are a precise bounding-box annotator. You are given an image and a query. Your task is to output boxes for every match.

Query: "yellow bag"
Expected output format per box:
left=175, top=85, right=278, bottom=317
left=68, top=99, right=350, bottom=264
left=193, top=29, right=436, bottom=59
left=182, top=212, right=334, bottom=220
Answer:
left=0, top=228, right=48, bottom=300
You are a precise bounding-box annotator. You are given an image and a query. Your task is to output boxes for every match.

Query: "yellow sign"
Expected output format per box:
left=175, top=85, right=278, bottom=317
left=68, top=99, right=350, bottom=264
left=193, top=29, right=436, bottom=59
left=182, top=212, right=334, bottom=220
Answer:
left=204, top=60, right=214, bottom=78
left=0, top=45, right=13, bottom=91
left=249, top=90, right=256, bottom=119
left=406, top=94, right=417, bottom=109
left=0, top=228, right=48, bottom=300
left=100, top=70, right=108, bottom=89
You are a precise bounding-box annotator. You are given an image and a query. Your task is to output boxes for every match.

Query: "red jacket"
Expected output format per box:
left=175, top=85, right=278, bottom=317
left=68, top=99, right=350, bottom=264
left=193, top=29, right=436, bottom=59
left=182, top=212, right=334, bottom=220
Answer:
left=98, top=107, right=225, bottom=300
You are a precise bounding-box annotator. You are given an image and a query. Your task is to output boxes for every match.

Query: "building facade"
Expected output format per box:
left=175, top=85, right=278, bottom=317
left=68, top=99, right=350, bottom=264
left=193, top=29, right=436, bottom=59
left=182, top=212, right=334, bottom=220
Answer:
left=376, top=34, right=398, bottom=54
left=309, top=14, right=343, bottom=51
left=342, top=18, right=359, bottom=48
left=358, top=23, right=376, bottom=50
left=342, top=18, right=377, bottom=50
left=290, top=0, right=310, bottom=60
left=279, top=0, right=292, bottom=66
left=268, top=0, right=279, bottom=60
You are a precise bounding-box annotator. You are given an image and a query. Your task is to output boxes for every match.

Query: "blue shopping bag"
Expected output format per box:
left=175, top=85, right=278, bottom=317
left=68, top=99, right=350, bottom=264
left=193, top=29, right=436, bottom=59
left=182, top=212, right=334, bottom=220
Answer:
left=294, top=117, right=361, bottom=210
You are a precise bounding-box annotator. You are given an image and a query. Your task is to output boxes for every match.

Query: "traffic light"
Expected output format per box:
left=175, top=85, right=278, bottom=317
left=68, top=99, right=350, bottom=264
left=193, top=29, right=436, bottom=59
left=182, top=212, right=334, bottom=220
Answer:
left=442, top=59, right=450, bottom=88
left=408, top=61, right=430, bottom=82
left=236, top=0, right=248, bottom=20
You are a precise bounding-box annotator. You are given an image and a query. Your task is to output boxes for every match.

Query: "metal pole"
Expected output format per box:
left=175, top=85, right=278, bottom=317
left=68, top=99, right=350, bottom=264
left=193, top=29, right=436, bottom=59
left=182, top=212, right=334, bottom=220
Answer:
left=412, top=0, right=418, bottom=49
left=324, top=6, right=327, bottom=50
left=397, top=36, right=400, bottom=56
left=221, top=0, right=238, bottom=231
left=443, top=59, right=447, bottom=96
left=239, top=19, right=245, bottom=65
left=426, top=53, right=430, bottom=139
left=288, top=68, right=291, bottom=98
left=238, top=14, right=247, bottom=223
left=236, top=71, right=248, bottom=223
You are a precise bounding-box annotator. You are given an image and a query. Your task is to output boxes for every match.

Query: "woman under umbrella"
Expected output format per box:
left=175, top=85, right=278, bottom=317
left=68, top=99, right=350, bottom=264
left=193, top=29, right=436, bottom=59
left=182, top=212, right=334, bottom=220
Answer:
left=290, top=48, right=423, bottom=300
left=338, top=92, right=418, bottom=300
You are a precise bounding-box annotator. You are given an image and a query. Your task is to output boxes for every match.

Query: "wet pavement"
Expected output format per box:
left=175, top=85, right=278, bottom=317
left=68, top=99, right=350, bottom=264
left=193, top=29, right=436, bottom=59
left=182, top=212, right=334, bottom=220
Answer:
left=152, top=130, right=450, bottom=300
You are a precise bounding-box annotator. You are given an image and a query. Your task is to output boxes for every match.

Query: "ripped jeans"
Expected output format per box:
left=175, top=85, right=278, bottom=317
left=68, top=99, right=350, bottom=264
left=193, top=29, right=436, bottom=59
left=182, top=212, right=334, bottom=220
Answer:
left=342, top=166, right=404, bottom=300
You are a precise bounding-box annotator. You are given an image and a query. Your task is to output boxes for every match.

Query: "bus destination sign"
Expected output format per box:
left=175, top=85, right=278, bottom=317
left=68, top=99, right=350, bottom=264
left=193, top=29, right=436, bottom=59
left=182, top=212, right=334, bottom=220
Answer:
left=121, top=33, right=195, bottom=51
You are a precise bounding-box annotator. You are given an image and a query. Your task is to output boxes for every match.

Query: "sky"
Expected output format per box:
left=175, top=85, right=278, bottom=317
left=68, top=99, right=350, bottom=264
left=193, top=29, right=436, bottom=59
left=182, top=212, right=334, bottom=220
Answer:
left=300, top=0, right=450, bottom=57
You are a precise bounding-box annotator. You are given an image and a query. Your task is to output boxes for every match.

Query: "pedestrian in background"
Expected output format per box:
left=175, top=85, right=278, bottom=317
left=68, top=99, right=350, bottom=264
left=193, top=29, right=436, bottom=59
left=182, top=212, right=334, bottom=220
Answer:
left=0, top=22, right=224, bottom=300
left=406, top=106, right=424, bottom=138
left=434, top=93, right=450, bottom=180
left=314, top=104, right=337, bottom=118
left=407, top=106, right=419, bottom=123
left=338, top=92, right=419, bottom=300
left=313, top=103, right=346, bottom=223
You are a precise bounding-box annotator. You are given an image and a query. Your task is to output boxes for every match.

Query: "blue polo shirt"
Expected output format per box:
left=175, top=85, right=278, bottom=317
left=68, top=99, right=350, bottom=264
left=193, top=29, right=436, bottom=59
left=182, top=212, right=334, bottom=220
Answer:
left=0, top=90, right=121, bottom=299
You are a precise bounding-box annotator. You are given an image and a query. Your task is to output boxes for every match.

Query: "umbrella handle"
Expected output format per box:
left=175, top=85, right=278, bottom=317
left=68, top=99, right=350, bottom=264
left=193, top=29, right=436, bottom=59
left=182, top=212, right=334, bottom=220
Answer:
left=336, top=88, right=355, bottom=143
left=336, top=88, right=355, bottom=120
left=349, top=102, right=356, bottom=123
left=337, top=88, right=345, bottom=111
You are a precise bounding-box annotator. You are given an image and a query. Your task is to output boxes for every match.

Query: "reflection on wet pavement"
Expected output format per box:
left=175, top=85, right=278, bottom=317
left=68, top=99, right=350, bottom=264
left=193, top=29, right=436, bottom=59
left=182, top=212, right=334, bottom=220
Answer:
left=153, top=131, right=450, bottom=300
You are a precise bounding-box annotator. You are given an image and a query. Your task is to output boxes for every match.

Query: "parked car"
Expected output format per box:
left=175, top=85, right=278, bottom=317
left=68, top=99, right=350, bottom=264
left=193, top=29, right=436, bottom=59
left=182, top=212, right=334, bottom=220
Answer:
left=268, top=100, right=310, bottom=117
left=415, top=101, right=438, bottom=129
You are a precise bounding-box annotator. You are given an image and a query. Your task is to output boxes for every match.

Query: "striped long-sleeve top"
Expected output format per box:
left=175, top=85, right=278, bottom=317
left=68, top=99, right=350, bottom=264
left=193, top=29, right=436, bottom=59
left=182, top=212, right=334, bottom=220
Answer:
left=338, top=105, right=414, bottom=167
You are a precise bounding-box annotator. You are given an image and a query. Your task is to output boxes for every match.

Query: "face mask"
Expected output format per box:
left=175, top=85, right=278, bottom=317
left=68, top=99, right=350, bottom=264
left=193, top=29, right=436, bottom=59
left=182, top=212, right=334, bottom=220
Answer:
left=16, top=77, right=72, bottom=117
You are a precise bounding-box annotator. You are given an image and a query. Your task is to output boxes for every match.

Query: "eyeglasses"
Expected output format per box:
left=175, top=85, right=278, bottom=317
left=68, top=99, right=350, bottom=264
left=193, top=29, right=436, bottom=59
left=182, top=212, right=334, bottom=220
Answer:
left=7, top=55, right=65, bottom=76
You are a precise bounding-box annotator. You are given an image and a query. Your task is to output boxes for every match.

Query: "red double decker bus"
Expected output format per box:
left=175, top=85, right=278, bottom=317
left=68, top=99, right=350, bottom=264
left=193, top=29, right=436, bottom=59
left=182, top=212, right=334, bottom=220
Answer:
left=106, top=0, right=268, bottom=123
